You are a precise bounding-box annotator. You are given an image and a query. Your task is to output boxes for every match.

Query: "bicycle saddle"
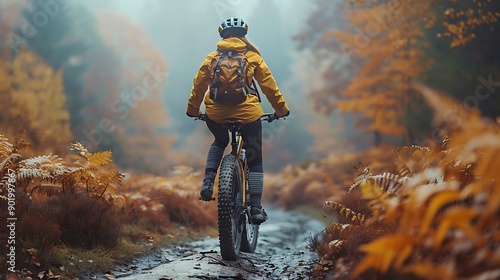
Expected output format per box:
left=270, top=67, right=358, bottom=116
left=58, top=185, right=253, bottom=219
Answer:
left=222, top=119, right=245, bottom=131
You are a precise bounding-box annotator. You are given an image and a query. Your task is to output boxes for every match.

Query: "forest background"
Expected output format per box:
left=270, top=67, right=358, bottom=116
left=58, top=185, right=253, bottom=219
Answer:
left=0, top=0, right=499, bottom=279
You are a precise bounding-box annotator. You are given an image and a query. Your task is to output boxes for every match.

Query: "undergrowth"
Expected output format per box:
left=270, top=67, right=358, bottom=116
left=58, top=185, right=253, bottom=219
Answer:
left=265, top=146, right=396, bottom=210
left=309, top=84, right=500, bottom=279
left=0, top=139, right=217, bottom=279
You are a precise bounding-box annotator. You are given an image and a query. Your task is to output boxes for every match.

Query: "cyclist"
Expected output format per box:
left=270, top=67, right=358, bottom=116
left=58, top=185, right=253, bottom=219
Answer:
left=186, top=17, right=290, bottom=224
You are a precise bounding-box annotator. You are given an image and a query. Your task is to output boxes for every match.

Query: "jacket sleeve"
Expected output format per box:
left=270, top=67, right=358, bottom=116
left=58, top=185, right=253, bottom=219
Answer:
left=253, top=56, right=290, bottom=117
left=186, top=53, right=214, bottom=117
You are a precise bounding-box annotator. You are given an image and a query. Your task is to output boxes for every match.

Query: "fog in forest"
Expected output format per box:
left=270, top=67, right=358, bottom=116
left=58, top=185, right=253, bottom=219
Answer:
left=74, top=0, right=345, bottom=171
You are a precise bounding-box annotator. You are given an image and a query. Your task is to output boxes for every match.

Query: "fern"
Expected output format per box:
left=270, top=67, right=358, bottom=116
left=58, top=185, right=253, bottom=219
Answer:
left=88, top=151, right=113, bottom=167
left=70, top=142, right=90, bottom=158
left=324, top=201, right=365, bottom=225
left=66, top=166, right=99, bottom=191
left=92, top=170, right=125, bottom=201
left=349, top=173, right=407, bottom=197
left=0, top=134, right=13, bottom=158
left=97, top=170, right=124, bottom=189
left=65, top=146, right=125, bottom=209
left=327, top=239, right=345, bottom=256
left=413, top=82, right=478, bottom=133
left=393, top=145, right=431, bottom=177
left=352, top=234, right=420, bottom=277
left=0, top=153, right=21, bottom=173
left=17, top=154, right=66, bottom=183
left=346, top=85, right=500, bottom=279
left=352, top=162, right=371, bottom=182
left=324, top=223, right=351, bottom=240
left=70, top=142, right=113, bottom=169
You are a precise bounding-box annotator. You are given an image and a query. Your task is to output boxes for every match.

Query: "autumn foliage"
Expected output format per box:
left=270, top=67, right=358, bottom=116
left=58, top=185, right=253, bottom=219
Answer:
left=299, top=0, right=500, bottom=147
left=1, top=0, right=499, bottom=278
left=0, top=49, right=72, bottom=156
left=0, top=138, right=216, bottom=277
left=310, top=85, right=500, bottom=279
left=265, top=148, right=396, bottom=209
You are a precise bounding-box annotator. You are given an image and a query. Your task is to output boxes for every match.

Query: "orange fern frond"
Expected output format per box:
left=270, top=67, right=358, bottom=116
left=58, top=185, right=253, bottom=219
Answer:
left=421, top=190, right=462, bottom=233
left=67, top=166, right=99, bottom=189
left=413, top=82, right=482, bottom=133
left=98, top=170, right=124, bottom=187
left=349, top=173, right=404, bottom=198
left=324, top=223, right=352, bottom=240
left=88, top=151, right=113, bottom=167
left=324, top=201, right=365, bottom=225
left=434, top=207, right=477, bottom=251
left=352, top=234, right=418, bottom=277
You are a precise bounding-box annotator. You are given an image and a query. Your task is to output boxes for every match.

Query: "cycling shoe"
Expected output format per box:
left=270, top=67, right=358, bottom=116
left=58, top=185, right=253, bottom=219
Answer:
left=250, top=206, right=268, bottom=224
left=200, top=179, right=214, bottom=201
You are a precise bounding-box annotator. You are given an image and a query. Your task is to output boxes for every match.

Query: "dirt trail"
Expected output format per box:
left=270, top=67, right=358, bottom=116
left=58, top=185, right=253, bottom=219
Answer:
left=111, top=207, right=325, bottom=280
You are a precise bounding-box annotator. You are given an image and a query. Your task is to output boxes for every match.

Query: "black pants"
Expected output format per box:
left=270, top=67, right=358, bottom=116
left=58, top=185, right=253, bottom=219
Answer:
left=206, top=117, right=263, bottom=173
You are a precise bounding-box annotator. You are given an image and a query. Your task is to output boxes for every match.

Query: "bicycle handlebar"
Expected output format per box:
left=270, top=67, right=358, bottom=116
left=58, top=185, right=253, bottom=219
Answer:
left=194, top=114, right=207, bottom=122
left=194, top=113, right=286, bottom=123
left=260, top=113, right=282, bottom=123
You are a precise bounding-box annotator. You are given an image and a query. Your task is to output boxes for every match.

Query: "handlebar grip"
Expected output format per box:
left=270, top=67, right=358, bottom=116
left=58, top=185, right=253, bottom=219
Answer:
left=195, top=114, right=207, bottom=121
left=261, top=113, right=284, bottom=123
left=267, top=114, right=277, bottom=122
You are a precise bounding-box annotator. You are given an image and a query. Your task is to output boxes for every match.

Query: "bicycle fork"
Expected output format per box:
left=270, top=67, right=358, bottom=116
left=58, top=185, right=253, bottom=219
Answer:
left=229, top=129, right=251, bottom=230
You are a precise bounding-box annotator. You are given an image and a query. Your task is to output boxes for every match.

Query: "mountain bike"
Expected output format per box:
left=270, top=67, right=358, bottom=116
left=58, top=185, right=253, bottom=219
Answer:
left=196, top=113, right=283, bottom=260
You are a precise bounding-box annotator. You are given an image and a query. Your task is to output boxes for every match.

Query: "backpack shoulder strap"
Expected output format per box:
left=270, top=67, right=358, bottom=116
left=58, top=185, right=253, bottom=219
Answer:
left=250, top=79, right=261, bottom=102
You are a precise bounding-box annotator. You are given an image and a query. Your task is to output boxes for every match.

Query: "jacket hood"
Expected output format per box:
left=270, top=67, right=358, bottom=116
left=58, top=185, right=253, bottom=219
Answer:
left=217, top=37, right=247, bottom=51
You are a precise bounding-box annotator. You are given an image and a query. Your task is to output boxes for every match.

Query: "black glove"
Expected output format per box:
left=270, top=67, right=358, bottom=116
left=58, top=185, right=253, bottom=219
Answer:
left=186, top=112, right=200, bottom=118
left=274, top=110, right=290, bottom=118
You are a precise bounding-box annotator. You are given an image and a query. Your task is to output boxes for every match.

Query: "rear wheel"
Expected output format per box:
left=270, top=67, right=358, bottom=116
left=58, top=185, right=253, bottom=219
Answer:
left=240, top=215, right=259, bottom=252
left=217, top=154, right=244, bottom=260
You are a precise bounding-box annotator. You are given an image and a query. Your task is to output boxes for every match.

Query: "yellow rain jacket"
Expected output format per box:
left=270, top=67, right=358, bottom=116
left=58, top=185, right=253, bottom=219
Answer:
left=186, top=37, right=289, bottom=124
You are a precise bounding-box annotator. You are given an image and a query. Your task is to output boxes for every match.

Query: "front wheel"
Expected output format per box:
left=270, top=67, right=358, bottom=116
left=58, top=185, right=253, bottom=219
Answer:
left=217, top=154, right=244, bottom=261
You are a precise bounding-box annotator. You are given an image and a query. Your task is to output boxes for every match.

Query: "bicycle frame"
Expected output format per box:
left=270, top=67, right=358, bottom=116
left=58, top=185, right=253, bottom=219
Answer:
left=226, top=114, right=277, bottom=213
left=227, top=123, right=248, bottom=208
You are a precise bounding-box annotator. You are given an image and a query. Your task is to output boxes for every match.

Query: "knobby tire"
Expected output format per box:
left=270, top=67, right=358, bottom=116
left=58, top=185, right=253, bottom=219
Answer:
left=218, top=154, right=243, bottom=260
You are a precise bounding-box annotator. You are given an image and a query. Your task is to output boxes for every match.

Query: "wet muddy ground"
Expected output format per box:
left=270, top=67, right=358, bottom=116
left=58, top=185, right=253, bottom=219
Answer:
left=103, top=207, right=325, bottom=280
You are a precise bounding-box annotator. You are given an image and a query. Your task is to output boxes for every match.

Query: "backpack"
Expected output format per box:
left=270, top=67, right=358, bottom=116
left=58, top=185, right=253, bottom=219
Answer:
left=209, top=48, right=259, bottom=105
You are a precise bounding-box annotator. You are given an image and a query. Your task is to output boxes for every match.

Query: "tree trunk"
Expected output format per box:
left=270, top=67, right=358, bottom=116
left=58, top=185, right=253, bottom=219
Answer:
left=374, top=130, right=381, bottom=147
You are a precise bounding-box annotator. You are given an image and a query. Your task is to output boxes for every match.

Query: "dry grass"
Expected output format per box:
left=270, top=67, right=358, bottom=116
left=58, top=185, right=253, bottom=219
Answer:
left=265, top=148, right=396, bottom=209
